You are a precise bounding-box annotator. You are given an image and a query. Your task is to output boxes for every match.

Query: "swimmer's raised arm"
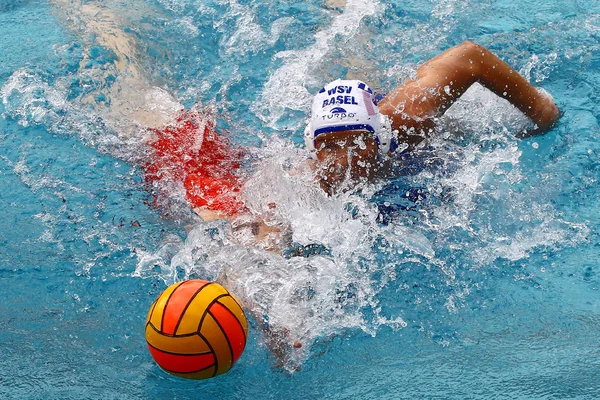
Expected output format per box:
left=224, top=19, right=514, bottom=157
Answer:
left=378, top=41, right=560, bottom=143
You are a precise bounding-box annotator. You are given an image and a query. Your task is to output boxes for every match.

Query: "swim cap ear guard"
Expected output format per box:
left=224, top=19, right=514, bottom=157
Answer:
left=304, top=79, right=392, bottom=159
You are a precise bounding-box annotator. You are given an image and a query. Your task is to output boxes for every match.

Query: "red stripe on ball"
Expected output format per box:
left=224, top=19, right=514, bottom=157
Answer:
left=162, top=280, right=209, bottom=335
left=210, top=302, right=246, bottom=364
left=148, top=344, right=215, bottom=373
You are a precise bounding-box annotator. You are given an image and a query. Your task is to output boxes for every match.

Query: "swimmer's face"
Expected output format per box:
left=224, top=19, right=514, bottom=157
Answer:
left=314, top=130, right=379, bottom=195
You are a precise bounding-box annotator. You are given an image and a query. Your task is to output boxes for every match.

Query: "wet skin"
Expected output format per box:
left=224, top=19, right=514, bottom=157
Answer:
left=312, top=41, right=561, bottom=195
left=313, top=130, right=380, bottom=195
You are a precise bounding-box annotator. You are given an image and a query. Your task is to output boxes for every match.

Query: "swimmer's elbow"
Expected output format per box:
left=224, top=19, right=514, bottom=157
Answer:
left=456, top=41, right=483, bottom=55
left=438, top=41, right=488, bottom=77
left=458, top=40, right=479, bottom=50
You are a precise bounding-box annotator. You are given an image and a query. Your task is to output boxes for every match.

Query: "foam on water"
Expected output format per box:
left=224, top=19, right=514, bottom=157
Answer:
left=218, top=1, right=295, bottom=58
left=133, top=99, right=588, bottom=371
left=3, top=0, right=588, bottom=368
left=2, top=0, right=598, bottom=391
left=2, top=68, right=118, bottom=149
left=252, top=0, right=382, bottom=129
left=134, top=136, right=421, bottom=370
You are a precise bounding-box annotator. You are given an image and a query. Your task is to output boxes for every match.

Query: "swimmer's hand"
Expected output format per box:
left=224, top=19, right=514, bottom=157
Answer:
left=264, top=325, right=303, bottom=371
left=517, top=88, right=561, bottom=138
left=231, top=218, right=282, bottom=242
left=193, top=207, right=230, bottom=221
left=194, top=206, right=287, bottom=251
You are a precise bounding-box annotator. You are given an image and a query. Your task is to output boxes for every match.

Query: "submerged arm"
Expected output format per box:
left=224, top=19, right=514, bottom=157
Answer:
left=49, top=0, right=181, bottom=133
left=378, top=41, right=560, bottom=142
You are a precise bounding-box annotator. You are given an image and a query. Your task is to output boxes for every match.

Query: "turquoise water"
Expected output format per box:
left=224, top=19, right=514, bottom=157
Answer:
left=1, top=0, right=599, bottom=398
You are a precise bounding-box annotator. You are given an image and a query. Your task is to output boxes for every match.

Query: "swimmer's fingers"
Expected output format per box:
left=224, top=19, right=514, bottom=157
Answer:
left=516, top=91, right=561, bottom=138
left=193, top=207, right=232, bottom=222
left=528, top=88, right=561, bottom=133
left=263, top=326, right=303, bottom=370
left=256, top=220, right=282, bottom=240
left=229, top=216, right=287, bottom=252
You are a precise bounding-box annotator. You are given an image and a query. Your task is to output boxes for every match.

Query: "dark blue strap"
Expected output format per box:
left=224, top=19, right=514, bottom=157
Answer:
left=314, top=123, right=376, bottom=137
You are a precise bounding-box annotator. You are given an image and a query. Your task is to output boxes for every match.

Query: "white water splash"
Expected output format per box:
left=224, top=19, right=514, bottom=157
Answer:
left=219, top=1, right=295, bottom=57
left=252, top=0, right=382, bottom=128
left=1, top=68, right=129, bottom=153
left=418, top=84, right=589, bottom=268
left=134, top=136, right=429, bottom=371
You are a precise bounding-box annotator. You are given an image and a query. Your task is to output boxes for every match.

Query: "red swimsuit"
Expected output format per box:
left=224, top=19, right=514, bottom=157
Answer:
left=144, top=110, right=246, bottom=216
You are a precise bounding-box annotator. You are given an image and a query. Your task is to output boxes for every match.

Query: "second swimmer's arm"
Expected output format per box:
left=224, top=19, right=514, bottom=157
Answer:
left=193, top=207, right=283, bottom=246
left=379, top=41, right=560, bottom=139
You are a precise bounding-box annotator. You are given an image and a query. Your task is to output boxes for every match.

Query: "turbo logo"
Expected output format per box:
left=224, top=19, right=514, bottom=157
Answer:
left=321, top=107, right=356, bottom=121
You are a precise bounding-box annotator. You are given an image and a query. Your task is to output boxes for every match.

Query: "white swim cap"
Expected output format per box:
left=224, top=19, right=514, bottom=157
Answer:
left=305, top=79, right=391, bottom=159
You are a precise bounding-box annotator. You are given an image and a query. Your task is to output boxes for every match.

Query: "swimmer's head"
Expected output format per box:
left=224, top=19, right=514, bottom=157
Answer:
left=305, top=79, right=391, bottom=194
left=305, top=79, right=391, bottom=159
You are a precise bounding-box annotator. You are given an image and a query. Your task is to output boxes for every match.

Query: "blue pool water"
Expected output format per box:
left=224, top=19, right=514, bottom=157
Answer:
left=1, top=0, right=599, bottom=398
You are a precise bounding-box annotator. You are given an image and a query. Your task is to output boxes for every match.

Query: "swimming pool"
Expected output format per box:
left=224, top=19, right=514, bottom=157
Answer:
left=1, top=0, right=599, bottom=398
